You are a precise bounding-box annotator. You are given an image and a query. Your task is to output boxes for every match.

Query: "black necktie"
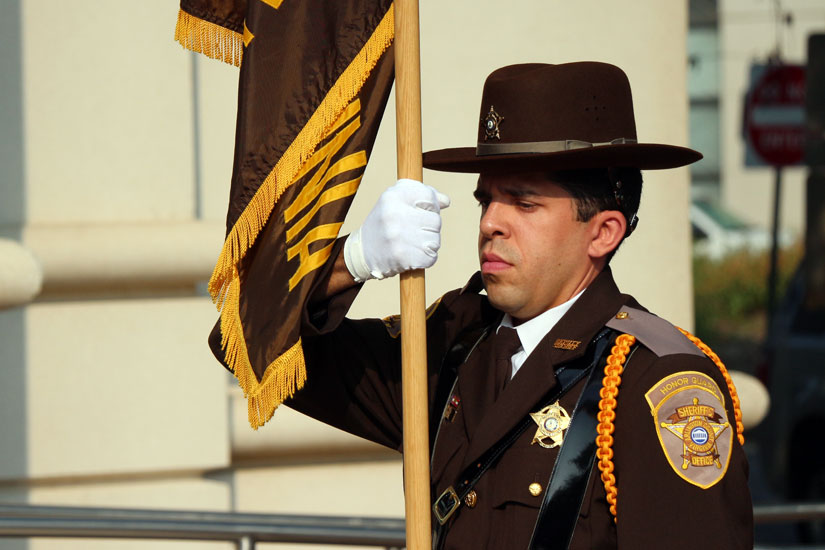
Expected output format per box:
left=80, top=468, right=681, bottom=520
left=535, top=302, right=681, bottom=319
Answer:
left=492, top=326, right=521, bottom=395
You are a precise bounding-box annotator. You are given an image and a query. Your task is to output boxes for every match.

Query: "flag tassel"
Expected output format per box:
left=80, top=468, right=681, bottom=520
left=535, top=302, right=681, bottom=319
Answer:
left=174, top=9, right=243, bottom=67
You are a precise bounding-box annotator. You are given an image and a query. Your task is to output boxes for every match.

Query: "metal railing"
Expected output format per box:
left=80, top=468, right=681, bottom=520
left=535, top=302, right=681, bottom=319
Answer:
left=0, top=504, right=405, bottom=549
left=754, top=503, right=825, bottom=524
left=0, top=502, right=823, bottom=548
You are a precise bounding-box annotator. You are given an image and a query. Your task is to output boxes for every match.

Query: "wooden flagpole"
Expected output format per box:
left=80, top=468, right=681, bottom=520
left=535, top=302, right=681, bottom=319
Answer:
left=394, top=0, right=432, bottom=548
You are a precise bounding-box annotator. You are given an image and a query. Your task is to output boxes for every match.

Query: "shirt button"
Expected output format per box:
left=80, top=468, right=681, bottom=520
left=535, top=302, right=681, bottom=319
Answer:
left=464, top=490, right=478, bottom=508
left=528, top=482, right=543, bottom=497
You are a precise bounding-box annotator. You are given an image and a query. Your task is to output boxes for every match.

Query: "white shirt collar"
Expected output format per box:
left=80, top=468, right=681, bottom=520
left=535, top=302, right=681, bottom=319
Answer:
left=496, top=289, right=586, bottom=377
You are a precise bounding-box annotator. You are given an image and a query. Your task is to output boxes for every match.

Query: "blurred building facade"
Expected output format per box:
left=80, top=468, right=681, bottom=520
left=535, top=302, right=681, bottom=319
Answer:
left=685, top=2, right=825, bottom=543
left=0, top=1, right=698, bottom=549
left=688, top=0, right=825, bottom=239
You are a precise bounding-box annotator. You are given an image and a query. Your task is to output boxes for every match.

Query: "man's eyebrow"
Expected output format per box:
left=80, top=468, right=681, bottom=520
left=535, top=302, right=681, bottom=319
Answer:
left=473, top=186, right=540, bottom=201
left=501, top=186, right=538, bottom=198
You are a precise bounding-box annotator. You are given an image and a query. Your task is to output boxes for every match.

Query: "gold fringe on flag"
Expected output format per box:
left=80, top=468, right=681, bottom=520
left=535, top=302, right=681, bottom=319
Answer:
left=213, top=5, right=395, bottom=429
left=174, top=9, right=243, bottom=67
left=220, top=268, right=307, bottom=428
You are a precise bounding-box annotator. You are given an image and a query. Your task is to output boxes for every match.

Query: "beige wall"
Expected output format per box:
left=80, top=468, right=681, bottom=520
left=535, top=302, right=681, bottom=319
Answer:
left=19, top=2, right=196, bottom=225
left=719, top=0, right=825, bottom=238
left=0, top=2, right=237, bottom=548
left=0, top=0, right=695, bottom=548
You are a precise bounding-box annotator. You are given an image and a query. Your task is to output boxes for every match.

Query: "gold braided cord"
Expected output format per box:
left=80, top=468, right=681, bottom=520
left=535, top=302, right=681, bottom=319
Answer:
left=677, top=327, right=746, bottom=446
left=210, top=6, right=395, bottom=429
left=174, top=9, right=243, bottom=67
left=596, top=328, right=745, bottom=524
left=596, top=333, right=636, bottom=524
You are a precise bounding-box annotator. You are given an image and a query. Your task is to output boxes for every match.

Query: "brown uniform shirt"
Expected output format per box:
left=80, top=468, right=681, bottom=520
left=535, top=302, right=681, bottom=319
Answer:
left=289, top=266, right=754, bottom=549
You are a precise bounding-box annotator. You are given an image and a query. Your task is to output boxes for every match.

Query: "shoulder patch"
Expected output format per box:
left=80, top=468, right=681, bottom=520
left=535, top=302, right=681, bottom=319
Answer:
left=645, top=371, right=732, bottom=489
left=606, top=306, right=703, bottom=358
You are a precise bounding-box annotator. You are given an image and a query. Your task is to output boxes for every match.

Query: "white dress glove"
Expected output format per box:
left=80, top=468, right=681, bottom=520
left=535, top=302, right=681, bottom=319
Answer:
left=344, top=179, right=451, bottom=282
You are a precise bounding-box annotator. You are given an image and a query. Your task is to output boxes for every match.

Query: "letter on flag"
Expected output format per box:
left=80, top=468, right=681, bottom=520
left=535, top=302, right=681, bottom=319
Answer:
left=175, top=0, right=395, bottom=428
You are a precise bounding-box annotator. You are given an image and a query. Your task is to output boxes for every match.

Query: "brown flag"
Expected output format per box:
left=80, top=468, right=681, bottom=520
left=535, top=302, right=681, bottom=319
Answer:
left=175, top=0, right=395, bottom=428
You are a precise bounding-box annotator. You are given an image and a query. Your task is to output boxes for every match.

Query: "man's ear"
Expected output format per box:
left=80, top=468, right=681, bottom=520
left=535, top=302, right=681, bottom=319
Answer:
left=588, top=210, right=627, bottom=260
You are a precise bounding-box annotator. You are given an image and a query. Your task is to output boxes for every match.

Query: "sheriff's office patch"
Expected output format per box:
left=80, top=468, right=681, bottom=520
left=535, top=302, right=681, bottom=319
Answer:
left=645, top=371, right=732, bottom=489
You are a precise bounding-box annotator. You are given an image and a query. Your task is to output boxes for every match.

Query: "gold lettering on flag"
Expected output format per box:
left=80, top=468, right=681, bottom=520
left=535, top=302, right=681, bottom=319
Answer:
left=243, top=22, right=254, bottom=47
left=285, top=176, right=362, bottom=241
left=285, top=100, right=363, bottom=220
left=259, top=0, right=285, bottom=9
left=284, top=99, right=365, bottom=290
left=287, top=223, right=343, bottom=289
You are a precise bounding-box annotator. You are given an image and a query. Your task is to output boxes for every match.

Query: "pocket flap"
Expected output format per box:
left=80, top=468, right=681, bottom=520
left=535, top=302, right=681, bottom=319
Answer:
left=490, top=446, right=556, bottom=508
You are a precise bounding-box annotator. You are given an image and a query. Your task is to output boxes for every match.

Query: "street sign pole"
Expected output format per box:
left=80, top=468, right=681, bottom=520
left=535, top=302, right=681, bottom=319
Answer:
left=767, top=167, right=782, bottom=342
left=744, top=62, right=806, bottom=343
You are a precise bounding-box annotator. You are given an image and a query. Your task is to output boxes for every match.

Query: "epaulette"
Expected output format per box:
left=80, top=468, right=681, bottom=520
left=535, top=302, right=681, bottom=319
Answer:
left=605, top=306, right=703, bottom=358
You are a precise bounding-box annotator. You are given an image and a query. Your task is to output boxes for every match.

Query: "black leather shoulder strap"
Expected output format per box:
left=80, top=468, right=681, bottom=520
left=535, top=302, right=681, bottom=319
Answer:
left=432, top=324, right=640, bottom=549
left=528, top=330, right=622, bottom=549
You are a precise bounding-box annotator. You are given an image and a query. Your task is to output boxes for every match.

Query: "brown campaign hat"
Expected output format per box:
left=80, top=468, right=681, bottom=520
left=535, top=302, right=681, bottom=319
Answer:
left=423, top=62, right=702, bottom=173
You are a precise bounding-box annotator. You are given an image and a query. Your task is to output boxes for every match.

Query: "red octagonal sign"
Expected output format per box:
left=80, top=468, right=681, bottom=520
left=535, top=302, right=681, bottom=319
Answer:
left=745, top=65, right=806, bottom=166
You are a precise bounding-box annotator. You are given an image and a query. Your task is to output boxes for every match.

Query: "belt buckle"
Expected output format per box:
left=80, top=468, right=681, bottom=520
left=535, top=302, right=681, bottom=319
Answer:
left=433, top=486, right=461, bottom=525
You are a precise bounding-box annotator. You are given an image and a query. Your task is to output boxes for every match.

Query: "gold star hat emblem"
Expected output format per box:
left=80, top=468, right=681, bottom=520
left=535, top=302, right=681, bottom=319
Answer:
left=482, top=105, right=503, bottom=141
left=530, top=401, right=571, bottom=449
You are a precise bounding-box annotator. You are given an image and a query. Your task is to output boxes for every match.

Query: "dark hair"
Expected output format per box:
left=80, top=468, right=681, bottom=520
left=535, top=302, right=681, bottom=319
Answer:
left=552, top=168, right=643, bottom=261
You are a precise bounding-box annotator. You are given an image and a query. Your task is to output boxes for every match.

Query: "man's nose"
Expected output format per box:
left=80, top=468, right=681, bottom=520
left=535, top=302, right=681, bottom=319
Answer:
left=480, top=202, right=508, bottom=239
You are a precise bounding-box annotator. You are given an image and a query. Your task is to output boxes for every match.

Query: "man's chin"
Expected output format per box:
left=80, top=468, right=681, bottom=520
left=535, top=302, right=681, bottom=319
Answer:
left=484, top=285, right=517, bottom=316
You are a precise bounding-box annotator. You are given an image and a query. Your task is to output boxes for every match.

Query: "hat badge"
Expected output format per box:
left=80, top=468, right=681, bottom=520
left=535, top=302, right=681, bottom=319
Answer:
left=482, top=105, right=503, bottom=141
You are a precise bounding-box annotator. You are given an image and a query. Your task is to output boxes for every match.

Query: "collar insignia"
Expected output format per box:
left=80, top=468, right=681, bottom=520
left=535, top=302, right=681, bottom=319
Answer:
left=443, top=394, right=461, bottom=422
left=554, top=338, right=581, bottom=350
left=530, top=401, right=571, bottom=449
left=482, top=106, right=503, bottom=141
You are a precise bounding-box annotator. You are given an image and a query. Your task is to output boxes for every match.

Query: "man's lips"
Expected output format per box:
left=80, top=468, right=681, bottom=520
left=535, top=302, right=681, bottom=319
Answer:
left=481, top=252, right=512, bottom=273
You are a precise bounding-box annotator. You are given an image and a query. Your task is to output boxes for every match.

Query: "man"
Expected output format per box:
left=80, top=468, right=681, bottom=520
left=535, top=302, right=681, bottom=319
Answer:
left=287, top=62, right=753, bottom=548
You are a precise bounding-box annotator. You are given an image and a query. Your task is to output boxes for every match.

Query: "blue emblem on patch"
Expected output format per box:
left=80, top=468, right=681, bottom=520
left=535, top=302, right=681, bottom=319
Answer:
left=690, top=426, right=709, bottom=445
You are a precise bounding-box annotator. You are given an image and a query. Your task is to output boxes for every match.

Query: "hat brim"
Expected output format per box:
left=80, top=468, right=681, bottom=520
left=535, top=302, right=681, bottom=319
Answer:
left=422, top=143, right=702, bottom=173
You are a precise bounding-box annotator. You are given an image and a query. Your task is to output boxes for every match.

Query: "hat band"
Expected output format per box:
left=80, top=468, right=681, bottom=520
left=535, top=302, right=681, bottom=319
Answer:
left=475, top=137, right=637, bottom=156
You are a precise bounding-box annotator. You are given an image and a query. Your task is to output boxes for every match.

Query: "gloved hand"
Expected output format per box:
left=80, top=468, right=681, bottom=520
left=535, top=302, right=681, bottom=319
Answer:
left=344, top=179, right=451, bottom=282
